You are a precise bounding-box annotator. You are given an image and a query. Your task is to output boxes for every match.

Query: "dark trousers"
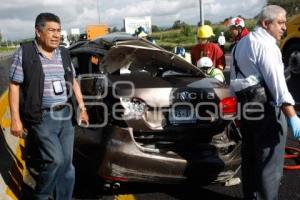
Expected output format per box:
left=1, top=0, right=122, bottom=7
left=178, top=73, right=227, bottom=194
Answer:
left=26, top=106, right=75, bottom=200
left=240, top=104, right=287, bottom=200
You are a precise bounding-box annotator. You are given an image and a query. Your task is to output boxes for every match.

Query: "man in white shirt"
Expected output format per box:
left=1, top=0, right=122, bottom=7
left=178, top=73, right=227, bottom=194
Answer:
left=230, top=5, right=300, bottom=200
left=217, top=32, right=226, bottom=52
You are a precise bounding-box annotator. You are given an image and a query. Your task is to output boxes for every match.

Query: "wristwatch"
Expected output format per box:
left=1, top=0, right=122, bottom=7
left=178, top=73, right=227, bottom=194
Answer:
left=79, top=106, right=87, bottom=112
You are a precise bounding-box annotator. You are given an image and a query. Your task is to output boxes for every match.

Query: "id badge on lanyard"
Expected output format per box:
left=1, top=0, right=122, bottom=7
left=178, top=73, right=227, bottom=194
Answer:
left=52, top=80, right=64, bottom=95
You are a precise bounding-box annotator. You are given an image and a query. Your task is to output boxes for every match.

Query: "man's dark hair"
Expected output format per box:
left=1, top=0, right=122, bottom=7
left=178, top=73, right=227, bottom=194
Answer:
left=35, top=13, right=60, bottom=32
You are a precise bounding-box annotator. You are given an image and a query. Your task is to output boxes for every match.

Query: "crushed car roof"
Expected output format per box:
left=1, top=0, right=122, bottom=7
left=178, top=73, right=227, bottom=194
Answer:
left=70, top=32, right=205, bottom=77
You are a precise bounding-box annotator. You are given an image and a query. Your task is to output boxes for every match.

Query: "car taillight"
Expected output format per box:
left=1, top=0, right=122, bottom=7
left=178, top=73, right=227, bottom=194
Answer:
left=220, top=96, right=237, bottom=116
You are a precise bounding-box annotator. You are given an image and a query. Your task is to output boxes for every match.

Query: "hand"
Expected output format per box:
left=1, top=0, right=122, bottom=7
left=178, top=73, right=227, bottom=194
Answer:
left=287, top=115, right=300, bottom=138
left=10, top=118, right=24, bottom=138
left=216, top=65, right=224, bottom=71
left=79, top=110, right=89, bottom=127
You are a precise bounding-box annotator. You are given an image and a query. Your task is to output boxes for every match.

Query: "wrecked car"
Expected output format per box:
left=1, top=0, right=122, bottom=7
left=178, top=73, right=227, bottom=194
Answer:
left=70, top=32, right=241, bottom=187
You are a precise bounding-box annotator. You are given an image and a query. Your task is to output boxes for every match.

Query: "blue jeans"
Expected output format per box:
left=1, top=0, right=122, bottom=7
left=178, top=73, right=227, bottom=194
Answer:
left=27, top=106, right=75, bottom=200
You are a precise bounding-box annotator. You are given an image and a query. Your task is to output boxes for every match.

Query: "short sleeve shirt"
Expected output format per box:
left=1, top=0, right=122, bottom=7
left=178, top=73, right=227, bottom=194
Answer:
left=9, top=41, right=76, bottom=108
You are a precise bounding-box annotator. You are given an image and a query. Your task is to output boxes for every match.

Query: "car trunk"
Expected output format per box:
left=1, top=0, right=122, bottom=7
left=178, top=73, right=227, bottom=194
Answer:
left=107, top=73, right=231, bottom=133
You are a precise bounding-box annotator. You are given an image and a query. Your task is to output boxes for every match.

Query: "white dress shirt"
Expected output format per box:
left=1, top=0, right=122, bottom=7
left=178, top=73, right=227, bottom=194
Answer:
left=218, top=35, right=226, bottom=46
left=230, top=26, right=295, bottom=106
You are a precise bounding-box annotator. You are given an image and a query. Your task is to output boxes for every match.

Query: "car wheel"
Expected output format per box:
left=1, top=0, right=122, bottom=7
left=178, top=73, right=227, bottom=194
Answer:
left=283, top=42, right=300, bottom=77
left=289, top=51, right=300, bottom=75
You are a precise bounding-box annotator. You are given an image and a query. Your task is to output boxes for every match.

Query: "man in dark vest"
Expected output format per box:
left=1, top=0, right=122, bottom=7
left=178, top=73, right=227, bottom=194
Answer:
left=8, top=13, right=89, bottom=200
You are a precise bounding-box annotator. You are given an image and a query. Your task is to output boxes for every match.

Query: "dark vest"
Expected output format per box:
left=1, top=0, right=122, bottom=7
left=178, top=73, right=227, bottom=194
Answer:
left=20, top=41, right=76, bottom=124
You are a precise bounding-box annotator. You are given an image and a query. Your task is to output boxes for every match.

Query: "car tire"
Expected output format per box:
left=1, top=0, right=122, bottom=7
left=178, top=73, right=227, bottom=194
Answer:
left=283, top=41, right=300, bottom=76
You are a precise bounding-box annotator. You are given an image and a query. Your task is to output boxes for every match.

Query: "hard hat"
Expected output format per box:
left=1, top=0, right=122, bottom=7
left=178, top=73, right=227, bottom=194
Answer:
left=197, top=57, right=213, bottom=69
left=174, top=46, right=186, bottom=57
left=228, top=17, right=245, bottom=28
left=197, top=25, right=215, bottom=39
left=135, top=26, right=148, bottom=38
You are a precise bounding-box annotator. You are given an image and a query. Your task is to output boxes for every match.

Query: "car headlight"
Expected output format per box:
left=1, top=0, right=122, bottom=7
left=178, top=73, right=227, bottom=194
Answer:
left=120, top=97, right=147, bottom=120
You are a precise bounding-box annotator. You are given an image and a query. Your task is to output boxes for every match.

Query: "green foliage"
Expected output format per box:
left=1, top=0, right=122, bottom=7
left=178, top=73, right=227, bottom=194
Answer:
left=181, top=25, right=192, bottom=37
left=211, top=25, right=226, bottom=42
left=152, top=25, right=160, bottom=32
left=172, top=20, right=188, bottom=29
left=197, top=20, right=212, bottom=26
left=204, top=20, right=212, bottom=25
left=151, top=17, right=260, bottom=52
left=110, top=26, right=120, bottom=33
left=153, top=2, right=300, bottom=50
left=0, top=47, right=16, bottom=52
left=268, top=0, right=300, bottom=16
left=245, top=19, right=257, bottom=31
left=151, top=27, right=197, bottom=51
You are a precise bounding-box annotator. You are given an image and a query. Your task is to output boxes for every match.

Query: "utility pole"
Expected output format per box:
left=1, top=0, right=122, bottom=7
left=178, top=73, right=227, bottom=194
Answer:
left=97, top=0, right=101, bottom=24
left=199, top=0, right=204, bottom=26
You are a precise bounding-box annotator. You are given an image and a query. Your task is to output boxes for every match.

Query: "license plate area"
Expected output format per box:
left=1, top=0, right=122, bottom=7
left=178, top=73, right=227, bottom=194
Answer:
left=169, top=105, right=197, bottom=124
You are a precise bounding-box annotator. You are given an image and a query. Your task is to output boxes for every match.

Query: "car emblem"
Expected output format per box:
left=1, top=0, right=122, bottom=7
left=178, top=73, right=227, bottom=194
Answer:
left=179, top=91, right=191, bottom=102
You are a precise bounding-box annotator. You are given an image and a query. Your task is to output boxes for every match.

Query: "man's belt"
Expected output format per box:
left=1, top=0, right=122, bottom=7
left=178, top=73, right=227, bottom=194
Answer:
left=42, top=104, right=66, bottom=112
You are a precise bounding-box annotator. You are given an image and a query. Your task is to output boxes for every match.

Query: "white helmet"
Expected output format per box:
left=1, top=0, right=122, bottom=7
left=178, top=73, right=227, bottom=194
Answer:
left=197, top=57, right=213, bottom=69
left=228, top=17, right=245, bottom=28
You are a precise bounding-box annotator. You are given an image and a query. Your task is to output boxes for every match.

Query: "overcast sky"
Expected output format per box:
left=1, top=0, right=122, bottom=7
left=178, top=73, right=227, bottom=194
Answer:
left=0, top=0, right=267, bottom=41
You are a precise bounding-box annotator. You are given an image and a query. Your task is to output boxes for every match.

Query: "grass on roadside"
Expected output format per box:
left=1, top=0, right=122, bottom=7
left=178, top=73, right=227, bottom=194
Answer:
left=0, top=47, right=16, bottom=53
left=150, top=18, right=257, bottom=51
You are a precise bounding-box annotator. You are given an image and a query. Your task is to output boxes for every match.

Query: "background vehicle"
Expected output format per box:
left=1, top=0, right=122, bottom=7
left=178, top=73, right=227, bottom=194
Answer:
left=280, top=14, right=300, bottom=76
left=68, top=28, right=81, bottom=44
left=86, top=24, right=109, bottom=40
left=60, top=30, right=70, bottom=48
left=70, top=33, right=241, bottom=188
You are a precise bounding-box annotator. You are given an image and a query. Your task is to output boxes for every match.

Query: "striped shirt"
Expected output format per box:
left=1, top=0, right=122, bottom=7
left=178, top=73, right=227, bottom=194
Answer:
left=9, top=41, right=75, bottom=108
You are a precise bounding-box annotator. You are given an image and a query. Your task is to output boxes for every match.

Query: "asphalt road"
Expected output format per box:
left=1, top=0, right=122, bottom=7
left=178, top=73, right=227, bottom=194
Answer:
left=1, top=54, right=300, bottom=200
left=0, top=55, right=10, bottom=95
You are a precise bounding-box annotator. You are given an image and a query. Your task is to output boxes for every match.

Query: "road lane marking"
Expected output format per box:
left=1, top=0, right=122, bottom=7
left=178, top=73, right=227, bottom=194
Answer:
left=114, top=194, right=136, bottom=200
left=0, top=90, right=9, bottom=128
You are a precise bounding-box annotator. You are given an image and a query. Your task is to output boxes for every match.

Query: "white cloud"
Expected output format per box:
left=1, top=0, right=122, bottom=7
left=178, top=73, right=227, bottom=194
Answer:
left=0, top=0, right=267, bottom=40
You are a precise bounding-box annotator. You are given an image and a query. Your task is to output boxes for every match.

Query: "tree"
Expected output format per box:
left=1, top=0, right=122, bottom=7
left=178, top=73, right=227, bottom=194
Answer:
left=110, top=26, right=120, bottom=33
left=181, top=24, right=192, bottom=36
left=197, top=20, right=212, bottom=26
left=268, top=0, right=300, bottom=16
left=172, top=20, right=187, bottom=29
left=151, top=25, right=160, bottom=32
left=204, top=20, right=212, bottom=25
left=0, top=31, right=2, bottom=42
